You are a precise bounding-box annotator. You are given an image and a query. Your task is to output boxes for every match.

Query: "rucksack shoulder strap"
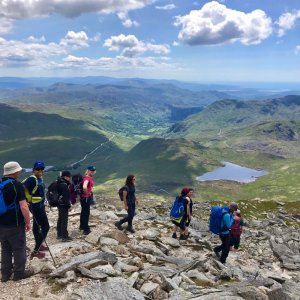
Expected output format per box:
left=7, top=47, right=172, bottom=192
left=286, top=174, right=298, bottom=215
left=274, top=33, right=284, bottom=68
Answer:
left=0, top=179, right=15, bottom=188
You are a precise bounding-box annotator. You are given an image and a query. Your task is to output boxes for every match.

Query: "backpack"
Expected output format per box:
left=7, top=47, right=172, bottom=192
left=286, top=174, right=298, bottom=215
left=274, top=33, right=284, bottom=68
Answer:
left=46, top=181, right=61, bottom=207
left=22, top=175, right=42, bottom=204
left=72, top=174, right=84, bottom=196
left=209, top=206, right=229, bottom=234
left=170, top=196, right=185, bottom=222
left=230, top=216, right=241, bottom=237
left=118, top=186, right=127, bottom=201
left=0, top=179, right=19, bottom=216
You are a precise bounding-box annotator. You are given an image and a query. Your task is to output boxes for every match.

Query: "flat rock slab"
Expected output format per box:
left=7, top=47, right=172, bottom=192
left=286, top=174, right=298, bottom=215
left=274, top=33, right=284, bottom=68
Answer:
left=156, top=256, right=193, bottom=269
left=100, top=237, right=119, bottom=246
left=164, top=237, right=180, bottom=248
left=72, top=281, right=145, bottom=300
left=192, top=293, right=244, bottom=300
left=77, top=266, right=108, bottom=280
left=145, top=266, right=178, bottom=277
left=110, top=230, right=130, bottom=244
left=85, top=232, right=100, bottom=244
left=140, top=282, right=159, bottom=295
left=49, top=242, right=90, bottom=257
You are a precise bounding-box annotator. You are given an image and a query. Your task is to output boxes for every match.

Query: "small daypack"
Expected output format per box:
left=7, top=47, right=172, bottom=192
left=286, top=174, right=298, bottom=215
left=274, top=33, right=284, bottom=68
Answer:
left=0, top=179, right=19, bottom=216
left=170, top=196, right=185, bottom=222
left=72, top=174, right=84, bottom=196
left=46, top=181, right=61, bottom=207
left=209, top=206, right=229, bottom=234
left=230, top=216, right=241, bottom=237
left=118, top=186, right=127, bottom=201
left=22, top=175, right=42, bottom=204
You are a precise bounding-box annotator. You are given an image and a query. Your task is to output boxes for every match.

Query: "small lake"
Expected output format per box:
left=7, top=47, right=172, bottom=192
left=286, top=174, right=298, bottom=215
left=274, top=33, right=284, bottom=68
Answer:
left=197, top=161, right=268, bottom=183
left=23, top=166, right=54, bottom=173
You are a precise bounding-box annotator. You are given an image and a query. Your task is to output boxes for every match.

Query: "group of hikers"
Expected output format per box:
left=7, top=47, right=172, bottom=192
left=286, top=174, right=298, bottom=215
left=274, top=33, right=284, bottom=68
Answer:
left=0, top=160, right=244, bottom=282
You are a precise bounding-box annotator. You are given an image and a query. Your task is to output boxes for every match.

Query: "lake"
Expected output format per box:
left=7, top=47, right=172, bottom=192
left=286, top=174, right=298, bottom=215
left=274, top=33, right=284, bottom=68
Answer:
left=23, top=166, right=54, bottom=173
left=197, top=161, right=268, bottom=183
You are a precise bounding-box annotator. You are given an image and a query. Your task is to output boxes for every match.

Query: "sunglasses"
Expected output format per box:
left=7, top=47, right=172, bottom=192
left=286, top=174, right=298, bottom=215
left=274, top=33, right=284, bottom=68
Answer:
left=133, top=178, right=136, bottom=181
left=35, top=167, right=45, bottom=171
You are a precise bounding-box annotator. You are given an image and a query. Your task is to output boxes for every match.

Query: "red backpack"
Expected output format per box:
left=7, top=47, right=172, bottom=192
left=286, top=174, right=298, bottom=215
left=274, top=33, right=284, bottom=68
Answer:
left=230, top=216, right=241, bottom=237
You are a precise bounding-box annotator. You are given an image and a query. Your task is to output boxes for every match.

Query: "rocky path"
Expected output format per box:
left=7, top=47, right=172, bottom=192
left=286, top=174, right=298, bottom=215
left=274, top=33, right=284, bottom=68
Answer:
left=1, top=198, right=300, bottom=299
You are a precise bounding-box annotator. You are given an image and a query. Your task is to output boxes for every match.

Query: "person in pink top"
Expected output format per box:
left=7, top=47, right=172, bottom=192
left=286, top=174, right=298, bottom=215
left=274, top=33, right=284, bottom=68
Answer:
left=79, top=165, right=95, bottom=235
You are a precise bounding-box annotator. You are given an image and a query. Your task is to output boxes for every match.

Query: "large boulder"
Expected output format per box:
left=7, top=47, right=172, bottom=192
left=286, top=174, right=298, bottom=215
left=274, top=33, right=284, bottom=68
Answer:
left=72, top=282, right=145, bottom=300
left=267, top=280, right=300, bottom=300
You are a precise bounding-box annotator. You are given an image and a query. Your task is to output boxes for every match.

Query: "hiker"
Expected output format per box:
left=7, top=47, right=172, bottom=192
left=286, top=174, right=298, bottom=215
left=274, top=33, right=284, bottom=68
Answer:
left=213, top=202, right=238, bottom=264
left=80, top=165, right=96, bottom=235
left=56, top=171, right=73, bottom=242
left=0, top=162, right=33, bottom=282
left=185, top=188, right=194, bottom=237
left=115, top=174, right=139, bottom=233
left=23, top=161, right=50, bottom=259
left=230, top=209, right=244, bottom=252
left=171, top=187, right=190, bottom=240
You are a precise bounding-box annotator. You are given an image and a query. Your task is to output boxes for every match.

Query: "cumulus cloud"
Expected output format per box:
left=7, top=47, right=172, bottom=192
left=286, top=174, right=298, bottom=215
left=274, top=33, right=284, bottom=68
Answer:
left=156, top=4, right=176, bottom=10
left=174, top=1, right=272, bottom=46
left=295, top=46, right=300, bottom=54
left=28, top=36, right=46, bottom=42
left=0, top=0, right=158, bottom=20
left=173, top=41, right=180, bottom=46
left=60, top=31, right=89, bottom=49
left=276, top=11, right=300, bottom=37
left=0, top=18, right=13, bottom=35
left=117, top=12, right=140, bottom=27
left=104, top=34, right=170, bottom=57
left=90, top=32, right=101, bottom=42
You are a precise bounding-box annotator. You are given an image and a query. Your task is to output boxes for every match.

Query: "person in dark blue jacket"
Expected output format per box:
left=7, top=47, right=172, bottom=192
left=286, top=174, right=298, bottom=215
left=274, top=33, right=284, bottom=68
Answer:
left=213, top=202, right=238, bottom=264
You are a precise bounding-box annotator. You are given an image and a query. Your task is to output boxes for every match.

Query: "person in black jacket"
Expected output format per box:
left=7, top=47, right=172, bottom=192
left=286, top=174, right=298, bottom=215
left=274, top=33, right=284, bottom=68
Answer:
left=56, top=171, right=72, bottom=242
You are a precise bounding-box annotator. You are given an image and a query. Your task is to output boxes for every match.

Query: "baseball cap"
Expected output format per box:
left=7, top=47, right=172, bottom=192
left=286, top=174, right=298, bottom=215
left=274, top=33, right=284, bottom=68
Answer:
left=34, top=161, right=45, bottom=169
left=181, top=187, right=189, bottom=195
left=62, top=171, right=72, bottom=177
left=3, top=161, right=22, bottom=175
left=230, top=202, right=238, bottom=211
left=87, top=165, right=96, bottom=171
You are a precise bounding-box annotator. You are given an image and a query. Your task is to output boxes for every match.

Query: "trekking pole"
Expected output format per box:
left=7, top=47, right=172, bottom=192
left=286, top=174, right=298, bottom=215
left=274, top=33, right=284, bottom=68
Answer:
left=31, top=211, right=57, bottom=266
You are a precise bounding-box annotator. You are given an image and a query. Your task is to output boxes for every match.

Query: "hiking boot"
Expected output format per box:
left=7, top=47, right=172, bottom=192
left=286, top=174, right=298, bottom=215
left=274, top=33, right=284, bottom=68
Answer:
left=83, top=229, right=91, bottom=235
left=56, top=235, right=62, bottom=240
left=1, top=273, right=12, bottom=283
left=62, top=236, right=73, bottom=242
left=172, top=233, right=177, bottom=239
left=180, top=234, right=188, bottom=240
left=39, top=245, right=49, bottom=251
left=31, top=251, right=45, bottom=259
left=126, top=226, right=135, bottom=234
left=114, top=222, right=123, bottom=231
left=13, top=270, right=33, bottom=281
left=213, top=248, right=220, bottom=258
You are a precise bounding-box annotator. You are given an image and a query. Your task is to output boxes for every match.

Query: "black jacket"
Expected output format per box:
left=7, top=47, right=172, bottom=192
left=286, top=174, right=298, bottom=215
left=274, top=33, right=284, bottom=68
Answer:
left=57, top=177, right=71, bottom=209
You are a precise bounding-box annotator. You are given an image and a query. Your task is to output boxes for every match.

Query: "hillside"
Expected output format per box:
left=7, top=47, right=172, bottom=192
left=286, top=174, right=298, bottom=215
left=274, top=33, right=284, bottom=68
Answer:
left=167, top=96, right=300, bottom=140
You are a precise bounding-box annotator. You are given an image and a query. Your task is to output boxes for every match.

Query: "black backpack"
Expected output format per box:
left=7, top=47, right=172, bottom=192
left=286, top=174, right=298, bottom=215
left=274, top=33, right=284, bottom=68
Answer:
left=46, top=181, right=61, bottom=207
left=118, top=186, right=127, bottom=201
left=72, top=174, right=90, bottom=196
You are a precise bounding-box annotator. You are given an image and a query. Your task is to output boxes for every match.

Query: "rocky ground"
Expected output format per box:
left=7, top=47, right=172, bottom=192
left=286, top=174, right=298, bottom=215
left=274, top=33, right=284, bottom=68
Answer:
left=1, top=197, right=300, bottom=300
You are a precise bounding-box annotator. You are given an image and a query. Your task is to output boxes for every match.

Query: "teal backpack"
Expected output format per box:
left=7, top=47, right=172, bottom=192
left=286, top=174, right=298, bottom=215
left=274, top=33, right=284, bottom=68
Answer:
left=170, top=195, right=185, bottom=222
left=0, top=179, right=19, bottom=216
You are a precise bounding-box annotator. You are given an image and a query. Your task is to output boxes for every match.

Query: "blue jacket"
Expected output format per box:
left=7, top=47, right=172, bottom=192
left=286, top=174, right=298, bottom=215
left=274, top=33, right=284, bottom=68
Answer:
left=220, top=206, right=234, bottom=234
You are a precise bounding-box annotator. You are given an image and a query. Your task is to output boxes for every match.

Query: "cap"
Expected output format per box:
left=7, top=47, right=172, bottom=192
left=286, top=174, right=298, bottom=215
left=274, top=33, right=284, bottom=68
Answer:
left=231, top=202, right=238, bottom=211
left=62, top=171, right=72, bottom=177
left=87, top=165, right=96, bottom=171
left=181, top=187, right=189, bottom=195
left=3, top=161, right=22, bottom=175
left=34, top=161, right=45, bottom=169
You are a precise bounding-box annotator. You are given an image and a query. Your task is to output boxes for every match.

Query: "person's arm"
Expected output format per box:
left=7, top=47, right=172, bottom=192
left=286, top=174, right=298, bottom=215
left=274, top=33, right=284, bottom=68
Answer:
left=60, top=183, right=71, bottom=208
left=224, top=213, right=233, bottom=230
left=135, top=193, right=139, bottom=205
left=123, top=190, right=128, bottom=210
left=83, top=179, right=89, bottom=195
left=241, top=226, right=244, bottom=234
left=186, top=197, right=191, bottom=220
left=19, top=200, right=31, bottom=232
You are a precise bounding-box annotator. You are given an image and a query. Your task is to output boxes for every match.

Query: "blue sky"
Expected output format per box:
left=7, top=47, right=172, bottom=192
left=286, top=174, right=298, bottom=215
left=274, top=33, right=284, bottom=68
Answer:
left=0, top=0, right=300, bottom=82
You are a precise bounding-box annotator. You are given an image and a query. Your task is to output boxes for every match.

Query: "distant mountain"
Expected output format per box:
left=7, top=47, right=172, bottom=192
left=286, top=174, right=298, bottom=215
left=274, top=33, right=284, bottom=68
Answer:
left=166, top=95, right=300, bottom=139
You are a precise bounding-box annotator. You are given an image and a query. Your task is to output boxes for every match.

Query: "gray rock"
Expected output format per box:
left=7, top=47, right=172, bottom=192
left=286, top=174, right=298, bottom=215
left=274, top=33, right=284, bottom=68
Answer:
left=186, top=270, right=211, bottom=283
left=269, top=240, right=294, bottom=261
left=55, top=270, right=76, bottom=285
left=168, top=288, right=193, bottom=300
left=146, top=254, right=156, bottom=264
left=116, top=209, right=128, bottom=218
left=163, top=237, right=180, bottom=248
left=144, top=228, right=160, bottom=241
left=156, top=256, right=193, bottom=269
left=50, top=252, right=117, bottom=278
left=85, top=231, right=100, bottom=244
left=145, top=266, right=177, bottom=277
left=77, top=266, right=108, bottom=280
left=268, top=280, right=300, bottom=300
left=91, top=264, right=118, bottom=276
left=127, top=272, right=139, bottom=287
left=72, top=281, right=145, bottom=300
left=161, top=275, right=179, bottom=292
left=100, top=237, right=119, bottom=246
left=140, top=282, right=159, bottom=295
left=192, top=292, right=244, bottom=300
left=131, top=245, right=164, bottom=257
left=135, top=212, right=157, bottom=220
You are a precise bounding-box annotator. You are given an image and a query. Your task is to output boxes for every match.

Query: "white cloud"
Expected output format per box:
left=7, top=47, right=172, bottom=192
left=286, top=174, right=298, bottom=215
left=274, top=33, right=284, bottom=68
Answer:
left=0, top=0, right=158, bottom=20
left=174, top=1, right=272, bottom=46
left=0, top=18, right=13, bottom=35
left=60, top=31, right=89, bottom=49
left=276, top=11, right=300, bottom=37
left=156, top=4, right=176, bottom=10
left=173, top=41, right=180, bottom=46
left=28, top=36, right=46, bottom=42
left=104, top=34, right=170, bottom=57
left=45, top=55, right=176, bottom=71
left=90, top=32, right=101, bottom=42
left=295, top=46, right=300, bottom=54
left=117, top=12, right=140, bottom=28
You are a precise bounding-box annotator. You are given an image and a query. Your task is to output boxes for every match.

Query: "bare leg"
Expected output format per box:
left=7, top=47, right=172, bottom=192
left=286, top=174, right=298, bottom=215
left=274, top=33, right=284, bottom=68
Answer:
left=173, top=225, right=178, bottom=233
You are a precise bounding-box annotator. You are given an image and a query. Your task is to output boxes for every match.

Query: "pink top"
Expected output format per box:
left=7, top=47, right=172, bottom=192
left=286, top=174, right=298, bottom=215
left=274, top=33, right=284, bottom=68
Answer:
left=81, top=176, right=94, bottom=197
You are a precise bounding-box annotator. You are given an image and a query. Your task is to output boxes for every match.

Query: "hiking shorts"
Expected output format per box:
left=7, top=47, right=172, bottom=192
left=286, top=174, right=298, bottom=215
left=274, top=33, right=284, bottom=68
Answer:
left=230, top=234, right=240, bottom=249
left=172, top=219, right=185, bottom=231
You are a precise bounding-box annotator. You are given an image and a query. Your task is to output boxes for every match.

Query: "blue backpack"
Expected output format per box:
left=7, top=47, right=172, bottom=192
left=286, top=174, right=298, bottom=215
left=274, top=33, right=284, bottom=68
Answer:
left=0, top=179, right=19, bottom=216
left=170, top=196, right=185, bottom=222
left=209, top=206, right=229, bottom=234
